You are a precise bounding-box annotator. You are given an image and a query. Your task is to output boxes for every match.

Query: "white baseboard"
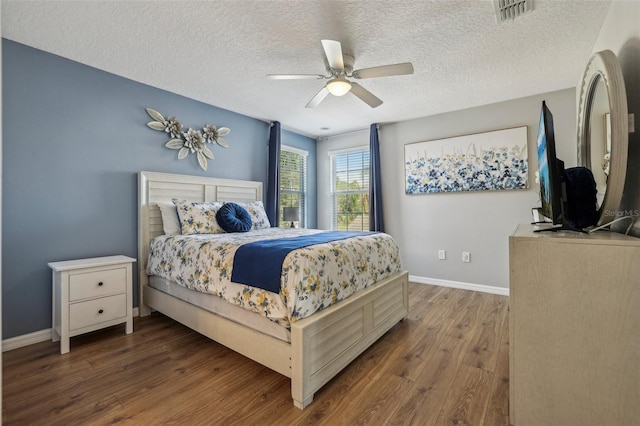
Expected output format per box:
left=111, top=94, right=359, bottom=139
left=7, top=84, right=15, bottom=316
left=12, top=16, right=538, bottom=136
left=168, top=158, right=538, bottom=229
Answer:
left=2, top=329, right=53, bottom=352
left=409, top=275, right=509, bottom=296
left=2, top=307, right=140, bottom=352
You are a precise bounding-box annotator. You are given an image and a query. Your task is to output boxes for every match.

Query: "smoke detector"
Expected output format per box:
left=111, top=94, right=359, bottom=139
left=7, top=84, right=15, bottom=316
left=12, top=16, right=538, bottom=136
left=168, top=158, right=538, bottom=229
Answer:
left=494, top=0, right=533, bottom=23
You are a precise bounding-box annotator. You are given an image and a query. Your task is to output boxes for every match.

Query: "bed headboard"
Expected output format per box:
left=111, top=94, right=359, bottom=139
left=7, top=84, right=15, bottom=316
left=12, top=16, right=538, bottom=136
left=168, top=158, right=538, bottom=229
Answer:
left=138, top=171, right=263, bottom=314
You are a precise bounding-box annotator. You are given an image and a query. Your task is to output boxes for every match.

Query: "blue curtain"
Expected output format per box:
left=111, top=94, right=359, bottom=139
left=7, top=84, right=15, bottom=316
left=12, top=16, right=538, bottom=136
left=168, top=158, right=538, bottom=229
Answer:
left=266, top=121, right=281, bottom=227
left=369, top=123, right=385, bottom=232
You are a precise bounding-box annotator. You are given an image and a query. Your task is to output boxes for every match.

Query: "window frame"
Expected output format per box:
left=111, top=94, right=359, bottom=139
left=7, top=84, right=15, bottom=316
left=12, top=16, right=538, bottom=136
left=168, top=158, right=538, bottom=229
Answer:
left=279, top=145, right=308, bottom=228
left=329, top=146, right=370, bottom=231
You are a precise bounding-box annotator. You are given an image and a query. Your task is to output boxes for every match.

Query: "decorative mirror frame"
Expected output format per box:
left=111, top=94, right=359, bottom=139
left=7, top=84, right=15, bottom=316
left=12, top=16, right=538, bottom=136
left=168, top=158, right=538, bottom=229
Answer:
left=577, top=50, right=628, bottom=226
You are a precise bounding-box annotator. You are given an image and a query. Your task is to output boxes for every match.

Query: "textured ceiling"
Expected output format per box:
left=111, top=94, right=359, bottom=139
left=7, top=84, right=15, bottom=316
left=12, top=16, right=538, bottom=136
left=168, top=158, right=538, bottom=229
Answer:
left=2, top=0, right=611, bottom=138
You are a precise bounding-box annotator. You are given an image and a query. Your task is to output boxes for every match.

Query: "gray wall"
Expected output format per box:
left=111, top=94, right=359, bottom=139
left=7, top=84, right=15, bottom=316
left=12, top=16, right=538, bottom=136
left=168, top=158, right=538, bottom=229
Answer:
left=379, top=89, right=576, bottom=289
left=2, top=40, right=316, bottom=339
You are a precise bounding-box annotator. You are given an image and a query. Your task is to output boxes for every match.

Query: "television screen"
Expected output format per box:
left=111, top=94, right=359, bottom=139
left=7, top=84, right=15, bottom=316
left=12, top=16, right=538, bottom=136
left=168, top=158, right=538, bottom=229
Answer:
left=536, top=101, right=596, bottom=233
left=536, top=101, right=565, bottom=225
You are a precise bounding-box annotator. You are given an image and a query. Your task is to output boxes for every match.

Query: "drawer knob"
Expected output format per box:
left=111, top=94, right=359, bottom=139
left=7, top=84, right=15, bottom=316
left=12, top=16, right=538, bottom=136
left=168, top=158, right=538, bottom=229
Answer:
left=98, top=282, right=104, bottom=287
left=98, top=309, right=104, bottom=314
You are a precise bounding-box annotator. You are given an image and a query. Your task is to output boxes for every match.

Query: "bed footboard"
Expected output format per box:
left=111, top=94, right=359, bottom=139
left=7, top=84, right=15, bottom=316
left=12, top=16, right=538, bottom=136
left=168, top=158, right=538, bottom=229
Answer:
left=290, top=270, right=409, bottom=409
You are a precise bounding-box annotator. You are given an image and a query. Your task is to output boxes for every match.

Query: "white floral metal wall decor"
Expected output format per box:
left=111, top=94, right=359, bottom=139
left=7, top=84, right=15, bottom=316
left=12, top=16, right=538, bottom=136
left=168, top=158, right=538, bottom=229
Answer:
left=145, top=108, right=230, bottom=171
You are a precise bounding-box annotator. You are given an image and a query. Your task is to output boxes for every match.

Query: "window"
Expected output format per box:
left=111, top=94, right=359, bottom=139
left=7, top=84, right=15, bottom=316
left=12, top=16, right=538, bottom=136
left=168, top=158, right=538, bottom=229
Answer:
left=279, top=146, right=307, bottom=228
left=330, top=148, right=370, bottom=231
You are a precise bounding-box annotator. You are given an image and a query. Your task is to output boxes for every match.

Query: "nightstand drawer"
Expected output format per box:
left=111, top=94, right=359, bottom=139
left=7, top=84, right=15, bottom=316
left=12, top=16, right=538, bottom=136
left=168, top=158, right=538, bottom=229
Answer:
left=69, top=293, right=127, bottom=330
left=69, top=267, right=126, bottom=301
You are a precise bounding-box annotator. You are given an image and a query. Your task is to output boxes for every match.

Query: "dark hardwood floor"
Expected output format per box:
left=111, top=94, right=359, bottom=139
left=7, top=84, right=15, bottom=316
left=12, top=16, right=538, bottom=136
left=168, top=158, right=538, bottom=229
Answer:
left=3, top=283, right=509, bottom=425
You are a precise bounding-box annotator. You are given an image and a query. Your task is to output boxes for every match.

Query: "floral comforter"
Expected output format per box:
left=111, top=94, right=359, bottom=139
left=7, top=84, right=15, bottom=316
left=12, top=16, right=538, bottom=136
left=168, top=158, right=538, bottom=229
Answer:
left=146, top=228, right=401, bottom=327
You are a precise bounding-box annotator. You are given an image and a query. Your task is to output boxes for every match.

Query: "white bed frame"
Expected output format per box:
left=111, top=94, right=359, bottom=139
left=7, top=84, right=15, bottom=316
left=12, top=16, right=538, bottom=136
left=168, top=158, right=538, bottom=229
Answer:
left=138, top=171, right=409, bottom=409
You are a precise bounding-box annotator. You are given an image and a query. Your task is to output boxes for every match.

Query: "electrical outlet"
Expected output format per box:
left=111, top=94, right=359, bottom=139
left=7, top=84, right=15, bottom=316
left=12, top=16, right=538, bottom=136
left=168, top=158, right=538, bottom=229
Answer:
left=462, top=252, right=471, bottom=263
left=438, top=250, right=446, bottom=260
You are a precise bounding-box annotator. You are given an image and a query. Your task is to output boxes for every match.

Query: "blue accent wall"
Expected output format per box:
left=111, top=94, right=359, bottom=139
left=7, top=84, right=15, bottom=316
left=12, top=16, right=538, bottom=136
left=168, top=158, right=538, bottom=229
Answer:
left=2, top=39, right=316, bottom=339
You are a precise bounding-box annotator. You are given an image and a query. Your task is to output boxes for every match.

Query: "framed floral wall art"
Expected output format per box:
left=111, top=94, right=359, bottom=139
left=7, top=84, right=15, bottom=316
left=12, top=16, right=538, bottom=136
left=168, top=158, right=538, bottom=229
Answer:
left=404, top=126, right=528, bottom=194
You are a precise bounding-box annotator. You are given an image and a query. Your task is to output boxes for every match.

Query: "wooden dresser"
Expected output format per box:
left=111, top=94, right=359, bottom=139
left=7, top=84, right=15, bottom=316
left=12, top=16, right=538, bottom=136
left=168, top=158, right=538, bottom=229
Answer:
left=509, top=223, right=639, bottom=426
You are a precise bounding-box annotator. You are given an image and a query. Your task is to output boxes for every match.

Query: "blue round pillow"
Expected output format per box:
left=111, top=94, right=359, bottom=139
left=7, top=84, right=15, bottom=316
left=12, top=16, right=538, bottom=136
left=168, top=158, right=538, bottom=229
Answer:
left=216, top=202, right=252, bottom=233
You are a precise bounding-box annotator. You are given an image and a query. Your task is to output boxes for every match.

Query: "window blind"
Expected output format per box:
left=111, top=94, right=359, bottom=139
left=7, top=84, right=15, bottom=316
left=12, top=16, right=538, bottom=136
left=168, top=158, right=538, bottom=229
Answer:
left=279, top=146, right=307, bottom=227
left=330, top=149, right=370, bottom=231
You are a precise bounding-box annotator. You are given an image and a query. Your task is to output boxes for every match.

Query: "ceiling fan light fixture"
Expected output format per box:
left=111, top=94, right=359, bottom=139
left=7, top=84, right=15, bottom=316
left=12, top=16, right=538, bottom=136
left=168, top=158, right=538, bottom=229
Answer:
left=326, top=77, right=352, bottom=96
left=273, top=40, right=412, bottom=108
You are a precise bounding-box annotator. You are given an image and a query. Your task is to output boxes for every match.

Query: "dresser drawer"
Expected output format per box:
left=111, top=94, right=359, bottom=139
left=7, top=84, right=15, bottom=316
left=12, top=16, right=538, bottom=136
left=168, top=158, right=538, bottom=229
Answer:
left=69, top=267, right=126, bottom=301
left=69, top=293, right=127, bottom=330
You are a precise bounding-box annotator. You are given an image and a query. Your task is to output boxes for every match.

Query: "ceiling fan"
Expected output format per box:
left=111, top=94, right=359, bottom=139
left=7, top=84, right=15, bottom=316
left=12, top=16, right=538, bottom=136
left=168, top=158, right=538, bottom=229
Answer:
left=267, top=40, right=414, bottom=109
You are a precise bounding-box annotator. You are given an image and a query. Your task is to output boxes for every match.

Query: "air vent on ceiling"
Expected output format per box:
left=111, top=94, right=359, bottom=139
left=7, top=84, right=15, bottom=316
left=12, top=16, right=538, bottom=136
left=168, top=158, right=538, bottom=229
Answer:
left=494, top=0, right=533, bottom=23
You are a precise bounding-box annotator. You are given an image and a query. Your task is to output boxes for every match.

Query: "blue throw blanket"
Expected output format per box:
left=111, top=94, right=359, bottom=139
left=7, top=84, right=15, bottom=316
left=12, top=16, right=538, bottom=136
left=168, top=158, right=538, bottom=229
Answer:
left=231, top=231, right=374, bottom=293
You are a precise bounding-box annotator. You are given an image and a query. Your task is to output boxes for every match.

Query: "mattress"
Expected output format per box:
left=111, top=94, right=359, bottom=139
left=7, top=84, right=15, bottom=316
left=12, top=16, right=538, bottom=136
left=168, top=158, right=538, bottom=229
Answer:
left=147, top=227, right=402, bottom=327
left=149, top=276, right=291, bottom=342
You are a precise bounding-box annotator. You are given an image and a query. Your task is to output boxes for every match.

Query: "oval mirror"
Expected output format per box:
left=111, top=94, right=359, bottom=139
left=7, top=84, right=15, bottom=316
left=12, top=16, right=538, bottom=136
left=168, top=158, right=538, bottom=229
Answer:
left=577, top=50, right=628, bottom=226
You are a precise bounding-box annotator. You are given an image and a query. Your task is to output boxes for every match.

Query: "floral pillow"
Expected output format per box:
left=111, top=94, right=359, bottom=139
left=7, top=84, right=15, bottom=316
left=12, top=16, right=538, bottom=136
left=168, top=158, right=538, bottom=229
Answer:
left=227, top=201, right=271, bottom=230
left=173, top=199, right=225, bottom=235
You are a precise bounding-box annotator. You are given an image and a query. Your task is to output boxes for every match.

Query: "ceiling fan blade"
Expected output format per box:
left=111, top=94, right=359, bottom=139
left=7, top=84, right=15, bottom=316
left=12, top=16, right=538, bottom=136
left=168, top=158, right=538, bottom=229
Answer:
left=353, top=62, right=414, bottom=79
left=305, top=87, right=330, bottom=108
left=267, top=74, right=326, bottom=80
left=321, top=39, right=344, bottom=71
left=350, top=82, right=383, bottom=108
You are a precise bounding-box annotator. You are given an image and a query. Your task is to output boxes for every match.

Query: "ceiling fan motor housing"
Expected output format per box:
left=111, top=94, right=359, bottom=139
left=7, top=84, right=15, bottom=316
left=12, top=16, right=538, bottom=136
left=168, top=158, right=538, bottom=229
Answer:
left=341, top=54, right=355, bottom=75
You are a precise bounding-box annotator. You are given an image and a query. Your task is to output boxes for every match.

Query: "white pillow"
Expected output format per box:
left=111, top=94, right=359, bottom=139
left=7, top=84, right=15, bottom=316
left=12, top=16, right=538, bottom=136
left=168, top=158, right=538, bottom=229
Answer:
left=156, top=202, right=181, bottom=235
left=228, top=201, right=271, bottom=230
left=173, top=199, right=225, bottom=235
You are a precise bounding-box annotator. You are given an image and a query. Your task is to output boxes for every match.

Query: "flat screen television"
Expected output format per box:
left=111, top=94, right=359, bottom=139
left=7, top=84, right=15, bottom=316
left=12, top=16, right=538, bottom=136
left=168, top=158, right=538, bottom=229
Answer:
left=535, top=101, right=572, bottom=232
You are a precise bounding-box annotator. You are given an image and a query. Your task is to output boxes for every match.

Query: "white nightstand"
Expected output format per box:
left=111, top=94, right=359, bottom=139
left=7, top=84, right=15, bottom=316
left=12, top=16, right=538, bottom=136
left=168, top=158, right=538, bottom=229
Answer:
left=48, top=255, right=136, bottom=354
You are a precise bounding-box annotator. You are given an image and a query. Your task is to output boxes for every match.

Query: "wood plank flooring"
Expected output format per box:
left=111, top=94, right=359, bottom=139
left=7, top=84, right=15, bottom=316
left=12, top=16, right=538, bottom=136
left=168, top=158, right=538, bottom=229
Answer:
left=3, top=283, right=509, bottom=425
